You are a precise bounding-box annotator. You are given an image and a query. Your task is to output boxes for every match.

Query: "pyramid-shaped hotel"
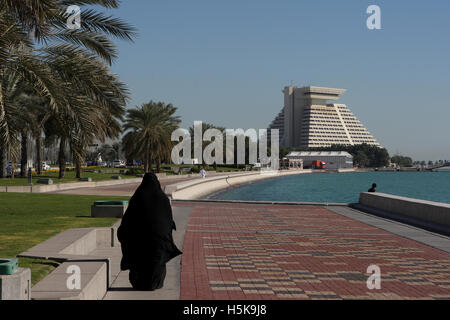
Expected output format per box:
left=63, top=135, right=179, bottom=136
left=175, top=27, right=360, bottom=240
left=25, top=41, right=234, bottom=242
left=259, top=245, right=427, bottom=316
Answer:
left=268, top=86, right=381, bottom=148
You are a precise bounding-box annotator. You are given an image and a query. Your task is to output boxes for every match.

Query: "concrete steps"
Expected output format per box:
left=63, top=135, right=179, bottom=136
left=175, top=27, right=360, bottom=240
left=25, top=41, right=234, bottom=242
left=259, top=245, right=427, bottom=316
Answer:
left=31, top=261, right=108, bottom=300
left=18, top=222, right=122, bottom=300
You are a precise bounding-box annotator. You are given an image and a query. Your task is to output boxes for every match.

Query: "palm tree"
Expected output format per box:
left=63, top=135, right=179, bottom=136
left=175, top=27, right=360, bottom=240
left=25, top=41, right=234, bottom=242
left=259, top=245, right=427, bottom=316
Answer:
left=123, top=102, right=181, bottom=173
left=1, top=0, right=135, bottom=180
left=71, top=100, right=124, bottom=179
left=31, top=99, right=50, bottom=175
left=44, top=47, right=128, bottom=179
left=0, top=68, right=28, bottom=179
left=189, top=122, right=225, bottom=169
left=13, top=85, right=44, bottom=177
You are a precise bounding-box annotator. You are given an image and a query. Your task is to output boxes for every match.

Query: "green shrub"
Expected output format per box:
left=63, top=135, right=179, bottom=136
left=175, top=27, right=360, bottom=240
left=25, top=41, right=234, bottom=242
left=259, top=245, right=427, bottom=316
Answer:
left=191, top=166, right=200, bottom=173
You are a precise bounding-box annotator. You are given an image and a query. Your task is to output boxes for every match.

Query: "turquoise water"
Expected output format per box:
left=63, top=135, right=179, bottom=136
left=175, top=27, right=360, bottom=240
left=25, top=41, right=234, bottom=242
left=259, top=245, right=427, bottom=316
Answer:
left=211, top=171, right=450, bottom=204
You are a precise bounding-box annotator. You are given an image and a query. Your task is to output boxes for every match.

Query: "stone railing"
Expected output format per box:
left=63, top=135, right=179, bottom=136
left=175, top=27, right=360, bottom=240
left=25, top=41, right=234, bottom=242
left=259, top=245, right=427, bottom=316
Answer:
left=353, top=192, right=450, bottom=235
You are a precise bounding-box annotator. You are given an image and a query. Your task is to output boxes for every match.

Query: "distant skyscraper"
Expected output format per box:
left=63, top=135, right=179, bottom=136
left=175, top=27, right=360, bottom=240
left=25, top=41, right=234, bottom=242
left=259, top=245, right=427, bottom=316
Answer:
left=268, top=86, right=380, bottom=148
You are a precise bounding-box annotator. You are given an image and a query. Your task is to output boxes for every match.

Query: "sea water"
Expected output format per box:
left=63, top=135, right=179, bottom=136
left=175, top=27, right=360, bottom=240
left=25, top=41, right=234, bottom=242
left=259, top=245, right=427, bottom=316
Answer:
left=211, top=171, right=450, bottom=204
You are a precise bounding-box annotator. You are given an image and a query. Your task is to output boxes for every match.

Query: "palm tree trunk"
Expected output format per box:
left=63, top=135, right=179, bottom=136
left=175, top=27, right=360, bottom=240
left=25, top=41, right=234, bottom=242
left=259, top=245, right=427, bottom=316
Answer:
left=156, top=157, right=161, bottom=173
left=58, top=137, right=66, bottom=179
left=20, top=130, right=28, bottom=177
left=36, top=135, right=42, bottom=175
left=144, top=152, right=148, bottom=173
left=149, top=153, right=153, bottom=173
left=144, top=142, right=150, bottom=173
left=0, top=141, right=6, bottom=178
left=0, top=77, right=7, bottom=178
left=75, top=155, right=82, bottom=179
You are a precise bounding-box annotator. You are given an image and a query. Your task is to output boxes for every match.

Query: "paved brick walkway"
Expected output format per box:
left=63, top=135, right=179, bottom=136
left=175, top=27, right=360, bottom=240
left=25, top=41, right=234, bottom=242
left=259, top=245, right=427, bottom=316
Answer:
left=178, top=202, right=450, bottom=300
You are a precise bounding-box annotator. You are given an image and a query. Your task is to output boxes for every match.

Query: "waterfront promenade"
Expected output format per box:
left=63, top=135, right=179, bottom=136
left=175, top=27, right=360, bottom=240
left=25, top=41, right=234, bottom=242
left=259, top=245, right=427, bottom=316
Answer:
left=101, top=200, right=450, bottom=300
left=177, top=202, right=450, bottom=299
left=20, top=172, right=450, bottom=300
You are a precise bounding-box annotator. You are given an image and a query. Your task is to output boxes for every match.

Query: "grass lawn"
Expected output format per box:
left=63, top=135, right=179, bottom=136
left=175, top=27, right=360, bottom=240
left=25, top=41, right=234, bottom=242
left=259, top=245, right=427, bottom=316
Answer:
left=0, top=170, right=138, bottom=186
left=0, top=192, right=130, bottom=285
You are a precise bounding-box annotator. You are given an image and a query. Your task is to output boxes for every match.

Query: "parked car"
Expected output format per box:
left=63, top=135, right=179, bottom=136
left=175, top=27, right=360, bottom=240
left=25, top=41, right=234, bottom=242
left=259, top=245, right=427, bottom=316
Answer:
left=113, top=160, right=125, bottom=168
left=42, top=162, right=51, bottom=171
left=97, top=161, right=107, bottom=167
left=6, top=162, right=20, bottom=176
left=126, top=160, right=138, bottom=167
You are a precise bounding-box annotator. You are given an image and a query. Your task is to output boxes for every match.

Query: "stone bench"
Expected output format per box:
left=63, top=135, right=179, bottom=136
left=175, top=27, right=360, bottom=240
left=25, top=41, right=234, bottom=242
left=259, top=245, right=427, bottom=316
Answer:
left=181, top=167, right=192, bottom=174
left=91, top=201, right=128, bottom=218
left=37, top=178, right=53, bottom=185
left=171, top=167, right=181, bottom=175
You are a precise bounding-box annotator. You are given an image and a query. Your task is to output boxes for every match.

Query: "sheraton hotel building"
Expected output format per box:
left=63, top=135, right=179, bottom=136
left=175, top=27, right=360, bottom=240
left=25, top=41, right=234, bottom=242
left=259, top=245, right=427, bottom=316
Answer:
left=268, top=86, right=381, bottom=148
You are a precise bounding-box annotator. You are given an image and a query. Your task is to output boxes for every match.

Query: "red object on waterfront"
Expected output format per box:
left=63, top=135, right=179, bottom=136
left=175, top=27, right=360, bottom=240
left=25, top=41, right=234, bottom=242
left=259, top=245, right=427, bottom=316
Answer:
left=311, top=160, right=326, bottom=169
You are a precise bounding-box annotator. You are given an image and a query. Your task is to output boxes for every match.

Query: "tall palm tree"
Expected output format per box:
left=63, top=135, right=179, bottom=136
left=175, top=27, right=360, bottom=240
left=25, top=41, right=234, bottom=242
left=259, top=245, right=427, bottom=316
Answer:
left=12, top=85, right=43, bottom=177
left=70, top=98, right=124, bottom=179
left=189, top=122, right=225, bottom=169
left=0, top=68, right=27, bottom=178
left=123, top=102, right=181, bottom=173
left=44, top=46, right=128, bottom=179
left=1, top=0, right=135, bottom=180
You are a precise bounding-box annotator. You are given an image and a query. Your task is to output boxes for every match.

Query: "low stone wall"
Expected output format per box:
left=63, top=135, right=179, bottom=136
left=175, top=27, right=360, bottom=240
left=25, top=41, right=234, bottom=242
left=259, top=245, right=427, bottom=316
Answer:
left=357, top=192, right=450, bottom=234
left=168, top=170, right=312, bottom=200
left=4, top=186, right=33, bottom=193
left=0, top=178, right=143, bottom=194
left=18, top=225, right=120, bottom=300
left=0, top=173, right=201, bottom=194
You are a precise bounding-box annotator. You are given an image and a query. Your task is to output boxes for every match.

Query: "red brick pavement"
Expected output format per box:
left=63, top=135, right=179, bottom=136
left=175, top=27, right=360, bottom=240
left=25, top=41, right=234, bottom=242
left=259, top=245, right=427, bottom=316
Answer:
left=176, top=202, right=450, bottom=300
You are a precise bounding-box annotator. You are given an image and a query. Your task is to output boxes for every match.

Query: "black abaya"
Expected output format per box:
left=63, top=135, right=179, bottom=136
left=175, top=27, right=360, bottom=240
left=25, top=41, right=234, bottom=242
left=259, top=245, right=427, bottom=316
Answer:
left=117, top=172, right=182, bottom=290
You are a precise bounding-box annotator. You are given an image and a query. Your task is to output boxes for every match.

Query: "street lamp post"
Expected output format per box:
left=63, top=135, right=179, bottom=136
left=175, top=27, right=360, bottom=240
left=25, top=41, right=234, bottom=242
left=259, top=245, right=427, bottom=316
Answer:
left=27, top=167, right=32, bottom=185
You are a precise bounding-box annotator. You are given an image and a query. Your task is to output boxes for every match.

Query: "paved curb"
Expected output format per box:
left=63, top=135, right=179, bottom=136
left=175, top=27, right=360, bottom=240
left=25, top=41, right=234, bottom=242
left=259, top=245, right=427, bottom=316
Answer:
left=173, top=199, right=349, bottom=206
left=167, top=170, right=313, bottom=200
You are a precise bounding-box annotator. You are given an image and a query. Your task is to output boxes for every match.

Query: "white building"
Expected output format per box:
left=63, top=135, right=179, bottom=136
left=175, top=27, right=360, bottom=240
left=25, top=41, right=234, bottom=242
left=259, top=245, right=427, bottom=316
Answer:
left=286, top=151, right=354, bottom=169
left=268, top=86, right=380, bottom=148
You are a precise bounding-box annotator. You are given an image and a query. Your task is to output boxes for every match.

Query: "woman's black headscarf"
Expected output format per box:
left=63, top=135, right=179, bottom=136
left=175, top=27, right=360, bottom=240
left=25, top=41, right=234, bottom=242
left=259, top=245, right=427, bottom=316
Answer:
left=118, top=173, right=182, bottom=271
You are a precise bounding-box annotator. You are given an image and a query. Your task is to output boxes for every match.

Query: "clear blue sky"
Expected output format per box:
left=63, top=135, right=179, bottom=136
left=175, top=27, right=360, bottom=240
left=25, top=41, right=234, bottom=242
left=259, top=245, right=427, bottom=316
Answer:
left=105, top=0, right=450, bottom=161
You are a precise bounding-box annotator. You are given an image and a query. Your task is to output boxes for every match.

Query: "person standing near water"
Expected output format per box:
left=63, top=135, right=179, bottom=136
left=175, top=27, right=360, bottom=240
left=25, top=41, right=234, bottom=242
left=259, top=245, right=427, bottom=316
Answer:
left=200, top=168, right=207, bottom=179
left=368, top=183, right=377, bottom=192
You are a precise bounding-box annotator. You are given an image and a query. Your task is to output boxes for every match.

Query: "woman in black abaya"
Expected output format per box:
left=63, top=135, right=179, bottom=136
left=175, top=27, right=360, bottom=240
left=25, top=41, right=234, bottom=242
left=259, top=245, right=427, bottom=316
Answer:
left=117, top=172, right=182, bottom=290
